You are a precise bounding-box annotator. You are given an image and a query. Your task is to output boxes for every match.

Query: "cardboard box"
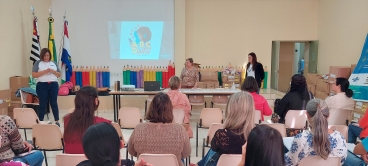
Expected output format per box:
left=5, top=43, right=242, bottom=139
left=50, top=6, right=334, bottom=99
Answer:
left=8, top=101, right=22, bottom=119
left=307, top=84, right=316, bottom=96
left=316, top=79, right=330, bottom=92
left=203, top=81, right=220, bottom=89
left=328, top=66, right=351, bottom=84
left=306, top=73, right=321, bottom=85
left=200, top=71, right=218, bottom=82
left=11, top=92, right=20, bottom=101
left=0, top=89, right=11, bottom=116
left=197, top=82, right=206, bottom=89
left=9, top=76, right=29, bottom=92
left=315, top=90, right=329, bottom=99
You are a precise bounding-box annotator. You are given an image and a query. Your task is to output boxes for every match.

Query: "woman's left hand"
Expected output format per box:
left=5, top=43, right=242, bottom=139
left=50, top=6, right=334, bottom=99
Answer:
left=23, top=141, right=33, bottom=152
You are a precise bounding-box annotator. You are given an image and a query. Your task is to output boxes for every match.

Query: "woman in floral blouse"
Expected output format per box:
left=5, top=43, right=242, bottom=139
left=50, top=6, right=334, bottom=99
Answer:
left=180, top=58, right=199, bottom=89
left=285, top=99, right=347, bottom=166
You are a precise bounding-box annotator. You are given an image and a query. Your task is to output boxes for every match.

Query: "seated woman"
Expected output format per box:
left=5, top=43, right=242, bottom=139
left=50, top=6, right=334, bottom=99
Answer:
left=347, top=138, right=368, bottom=166
left=128, top=92, right=191, bottom=166
left=276, top=74, right=313, bottom=123
left=167, top=76, right=193, bottom=138
left=63, top=86, right=111, bottom=154
left=196, top=91, right=255, bottom=166
left=285, top=99, right=347, bottom=166
left=77, top=122, right=147, bottom=166
left=0, top=115, right=44, bottom=166
left=348, top=108, right=368, bottom=143
left=238, top=125, right=284, bottom=166
left=325, top=77, right=354, bottom=125
left=241, top=76, right=272, bottom=121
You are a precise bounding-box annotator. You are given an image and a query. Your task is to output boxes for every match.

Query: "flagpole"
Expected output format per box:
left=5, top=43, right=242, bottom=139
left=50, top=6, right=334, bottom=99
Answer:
left=58, top=11, right=66, bottom=68
left=31, top=6, right=41, bottom=48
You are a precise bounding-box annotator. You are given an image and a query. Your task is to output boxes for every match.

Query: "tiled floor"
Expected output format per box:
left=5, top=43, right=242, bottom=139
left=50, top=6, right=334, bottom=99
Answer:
left=18, top=89, right=282, bottom=166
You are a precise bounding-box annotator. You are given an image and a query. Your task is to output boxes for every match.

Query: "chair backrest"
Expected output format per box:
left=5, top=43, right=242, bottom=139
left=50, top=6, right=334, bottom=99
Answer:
left=118, top=107, right=142, bottom=129
left=284, top=110, right=307, bottom=129
left=19, top=90, right=28, bottom=104
left=328, top=109, right=350, bottom=125
left=147, top=95, right=155, bottom=102
left=32, top=124, right=63, bottom=149
left=55, top=154, right=87, bottom=166
left=206, top=123, right=224, bottom=145
left=254, top=110, right=262, bottom=124
left=138, top=154, right=179, bottom=166
left=299, top=156, right=340, bottom=166
left=13, top=108, right=39, bottom=128
left=173, top=109, right=185, bottom=124
left=112, top=122, right=125, bottom=141
left=212, top=95, right=228, bottom=104
left=68, top=108, right=75, bottom=113
left=263, top=123, right=287, bottom=137
left=328, top=125, right=348, bottom=142
left=189, top=95, right=205, bottom=103
left=199, top=108, right=223, bottom=127
left=217, top=154, right=242, bottom=166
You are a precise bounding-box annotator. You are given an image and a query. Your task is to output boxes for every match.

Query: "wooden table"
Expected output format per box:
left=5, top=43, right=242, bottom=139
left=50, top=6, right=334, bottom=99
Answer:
left=109, top=88, right=241, bottom=122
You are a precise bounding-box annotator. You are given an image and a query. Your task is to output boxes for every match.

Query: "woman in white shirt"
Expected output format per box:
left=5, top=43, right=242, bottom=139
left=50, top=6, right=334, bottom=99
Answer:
left=245, top=52, right=265, bottom=91
left=325, top=78, right=354, bottom=125
left=32, top=48, right=61, bottom=126
left=285, top=99, right=347, bottom=166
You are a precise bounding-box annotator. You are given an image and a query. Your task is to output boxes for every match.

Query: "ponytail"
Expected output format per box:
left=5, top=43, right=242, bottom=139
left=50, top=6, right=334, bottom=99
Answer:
left=308, top=99, right=331, bottom=159
left=345, top=89, right=353, bottom=98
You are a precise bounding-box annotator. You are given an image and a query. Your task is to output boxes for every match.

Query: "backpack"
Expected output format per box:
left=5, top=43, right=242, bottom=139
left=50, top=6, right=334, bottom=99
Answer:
left=58, top=82, right=73, bottom=96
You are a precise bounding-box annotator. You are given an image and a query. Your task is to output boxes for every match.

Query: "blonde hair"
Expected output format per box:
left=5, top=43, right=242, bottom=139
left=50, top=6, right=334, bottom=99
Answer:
left=306, top=98, right=331, bottom=159
left=169, top=76, right=180, bottom=90
left=224, top=91, right=255, bottom=139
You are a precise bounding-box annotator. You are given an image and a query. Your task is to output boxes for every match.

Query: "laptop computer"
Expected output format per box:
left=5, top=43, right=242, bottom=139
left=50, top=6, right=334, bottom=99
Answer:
left=144, top=81, right=161, bottom=91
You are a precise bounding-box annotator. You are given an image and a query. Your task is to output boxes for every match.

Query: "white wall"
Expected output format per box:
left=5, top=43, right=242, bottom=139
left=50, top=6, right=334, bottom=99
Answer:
left=185, top=0, right=319, bottom=87
left=318, top=0, right=368, bottom=74
left=0, top=0, right=51, bottom=90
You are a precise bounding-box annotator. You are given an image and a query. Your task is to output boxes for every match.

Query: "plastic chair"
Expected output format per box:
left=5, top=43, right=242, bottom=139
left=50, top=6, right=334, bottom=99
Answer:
left=254, top=110, right=262, bottom=124
left=32, top=124, right=64, bottom=166
left=112, top=122, right=130, bottom=160
left=55, top=154, right=87, bottom=166
left=211, top=95, right=228, bottom=108
left=144, top=95, right=155, bottom=115
left=196, top=108, right=223, bottom=156
left=202, top=123, right=223, bottom=158
left=138, top=154, right=179, bottom=166
left=329, top=125, right=348, bottom=142
left=173, top=109, right=185, bottom=124
left=284, top=110, right=307, bottom=129
left=189, top=95, right=206, bottom=110
left=263, top=123, right=287, bottom=137
left=217, top=154, right=242, bottom=166
left=19, top=90, right=39, bottom=108
left=299, top=156, right=341, bottom=166
left=13, top=108, right=50, bottom=140
left=118, top=107, right=142, bottom=129
left=328, top=109, right=351, bottom=126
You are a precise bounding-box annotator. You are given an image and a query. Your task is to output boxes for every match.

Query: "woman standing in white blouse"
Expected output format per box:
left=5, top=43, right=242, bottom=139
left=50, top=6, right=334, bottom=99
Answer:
left=285, top=99, right=347, bottom=166
left=325, top=78, right=354, bottom=125
left=32, top=48, right=61, bottom=126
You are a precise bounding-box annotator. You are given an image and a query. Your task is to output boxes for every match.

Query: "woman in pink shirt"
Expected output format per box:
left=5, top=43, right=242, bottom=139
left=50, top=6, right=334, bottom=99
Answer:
left=167, top=76, right=193, bottom=138
left=241, top=76, right=272, bottom=121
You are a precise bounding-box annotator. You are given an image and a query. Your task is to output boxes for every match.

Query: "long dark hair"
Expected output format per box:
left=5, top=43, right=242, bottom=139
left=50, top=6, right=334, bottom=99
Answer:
left=241, top=76, right=259, bottom=93
left=82, top=122, right=120, bottom=166
left=245, top=125, right=284, bottom=166
left=289, top=74, right=308, bottom=100
left=246, top=52, right=257, bottom=71
left=64, top=86, right=99, bottom=141
left=335, top=77, right=353, bottom=98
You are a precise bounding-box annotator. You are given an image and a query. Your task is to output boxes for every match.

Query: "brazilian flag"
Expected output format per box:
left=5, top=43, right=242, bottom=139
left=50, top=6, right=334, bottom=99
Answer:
left=48, top=17, right=57, bottom=63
